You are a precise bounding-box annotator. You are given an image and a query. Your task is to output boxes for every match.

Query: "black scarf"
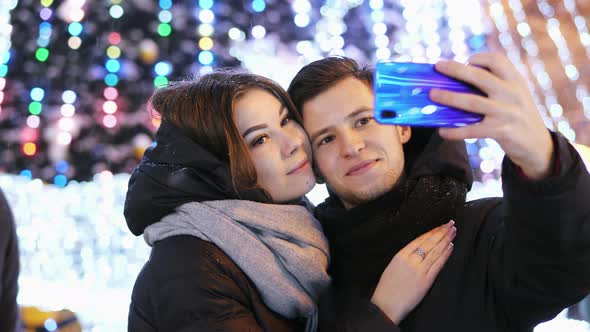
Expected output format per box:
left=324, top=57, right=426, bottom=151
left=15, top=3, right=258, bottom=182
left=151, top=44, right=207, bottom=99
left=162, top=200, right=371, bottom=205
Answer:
left=316, top=174, right=467, bottom=301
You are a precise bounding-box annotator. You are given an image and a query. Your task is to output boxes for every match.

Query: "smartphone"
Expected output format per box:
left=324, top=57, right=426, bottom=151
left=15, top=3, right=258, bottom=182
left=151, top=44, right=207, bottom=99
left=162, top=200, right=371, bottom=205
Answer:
left=374, top=61, right=485, bottom=127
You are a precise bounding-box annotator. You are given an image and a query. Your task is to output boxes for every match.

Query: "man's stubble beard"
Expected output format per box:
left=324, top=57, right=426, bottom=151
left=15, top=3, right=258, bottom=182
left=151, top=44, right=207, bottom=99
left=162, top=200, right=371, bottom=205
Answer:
left=338, top=167, right=404, bottom=209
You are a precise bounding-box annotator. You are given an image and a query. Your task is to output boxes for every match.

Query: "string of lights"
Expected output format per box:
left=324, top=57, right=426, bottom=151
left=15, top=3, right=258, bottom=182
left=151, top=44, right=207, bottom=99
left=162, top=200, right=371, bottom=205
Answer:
left=487, top=0, right=576, bottom=141
left=2, top=1, right=587, bottom=183
left=0, top=2, right=17, bottom=110
left=369, top=0, right=391, bottom=61
left=536, top=0, right=589, bottom=124
left=558, top=0, right=590, bottom=119
left=196, top=0, right=216, bottom=75
left=3, top=2, right=589, bottom=331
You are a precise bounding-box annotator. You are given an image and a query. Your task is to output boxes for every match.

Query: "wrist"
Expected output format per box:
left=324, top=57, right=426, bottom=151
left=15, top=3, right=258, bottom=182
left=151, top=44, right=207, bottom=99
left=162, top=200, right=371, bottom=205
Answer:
left=513, top=131, right=554, bottom=180
left=370, top=294, right=402, bottom=325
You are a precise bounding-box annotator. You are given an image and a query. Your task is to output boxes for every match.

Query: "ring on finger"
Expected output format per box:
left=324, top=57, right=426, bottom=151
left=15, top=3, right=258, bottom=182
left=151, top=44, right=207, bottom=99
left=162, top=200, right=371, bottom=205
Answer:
left=414, top=247, right=427, bottom=260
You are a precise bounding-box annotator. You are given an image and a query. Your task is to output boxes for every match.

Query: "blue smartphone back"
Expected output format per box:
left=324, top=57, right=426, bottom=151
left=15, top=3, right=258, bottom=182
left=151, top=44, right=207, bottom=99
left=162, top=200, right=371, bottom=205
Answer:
left=374, top=61, right=484, bottom=127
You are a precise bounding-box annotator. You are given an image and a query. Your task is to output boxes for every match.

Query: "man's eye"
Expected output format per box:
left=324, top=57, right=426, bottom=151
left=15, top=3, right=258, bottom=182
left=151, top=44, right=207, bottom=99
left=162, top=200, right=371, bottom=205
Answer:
left=318, top=136, right=334, bottom=146
left=355, top=117, right=374, bottom=127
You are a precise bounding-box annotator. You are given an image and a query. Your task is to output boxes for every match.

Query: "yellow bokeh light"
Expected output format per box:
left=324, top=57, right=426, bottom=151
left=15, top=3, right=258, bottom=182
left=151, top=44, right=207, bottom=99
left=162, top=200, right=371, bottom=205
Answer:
left=199, top=37, right=214, bottom=50
left=106, top=46, right=121, bottom=58
left=23, top=142, right=37, bottom=156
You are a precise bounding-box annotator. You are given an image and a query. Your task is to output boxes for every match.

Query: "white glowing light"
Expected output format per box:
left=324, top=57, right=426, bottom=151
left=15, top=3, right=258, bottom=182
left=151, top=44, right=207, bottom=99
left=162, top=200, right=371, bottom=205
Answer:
left=57, top=132, right=73, bottom=145
left=251, top=25, right=266, bottom=39
left=27, top=115, right=41, bottom=129
left=61, top=104, right=76, bottom=117
left=228, top=28, right=245, bottom=41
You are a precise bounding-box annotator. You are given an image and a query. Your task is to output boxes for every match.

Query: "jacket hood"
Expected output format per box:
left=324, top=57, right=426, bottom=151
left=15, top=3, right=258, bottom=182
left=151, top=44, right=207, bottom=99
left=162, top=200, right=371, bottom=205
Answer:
left=404, top=127, right=473, bottom=187
left=124, top=121, right=269, bottom=236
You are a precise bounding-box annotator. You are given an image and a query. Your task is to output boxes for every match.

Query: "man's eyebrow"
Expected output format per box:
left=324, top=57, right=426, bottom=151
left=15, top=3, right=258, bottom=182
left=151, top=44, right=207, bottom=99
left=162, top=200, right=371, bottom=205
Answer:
left=308, top=107, right=372, bottom=143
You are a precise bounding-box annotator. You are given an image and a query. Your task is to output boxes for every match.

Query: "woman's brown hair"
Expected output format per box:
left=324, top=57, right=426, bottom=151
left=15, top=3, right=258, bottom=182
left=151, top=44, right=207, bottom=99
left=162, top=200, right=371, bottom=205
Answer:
left=148, top=70, right=303, bottom=199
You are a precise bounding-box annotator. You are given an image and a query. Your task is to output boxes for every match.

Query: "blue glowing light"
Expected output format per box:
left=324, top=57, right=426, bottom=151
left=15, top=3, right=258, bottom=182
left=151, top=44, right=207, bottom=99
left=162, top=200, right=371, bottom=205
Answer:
left=30, top=87, right=45, bottom=101
left=468, top=35, right=487, bottom=50
left=54, top=174, right=68, bottom=188
left=199, top=0, right=213, bottom=9
left=68, top=22, right=84, bottom=36
left=44, top=318, right=58, bottom=331
left=39, top=22, right=52, bottom=32
left=104, top=73, right=119, bottom=86
left=154, top=61, right=173, bottom=76
left=159, top=0, right=172, bottom=10
left=55, top=160, right=70, bottom=173
left=198, top=51, right=214, bottom=65
left=20, top=170, right=33, bottom=180
left=36, top=37, right=50, bottom=48
left=1, top=51, right=12, bottom=64
left=252, top=0, right=266, bottom=12
left=105, top=59, right=121, bottom=73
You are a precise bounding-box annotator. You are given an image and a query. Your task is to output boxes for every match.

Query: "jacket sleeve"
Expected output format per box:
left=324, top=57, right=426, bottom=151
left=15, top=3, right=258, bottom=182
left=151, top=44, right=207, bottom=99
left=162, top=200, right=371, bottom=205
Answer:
left=488, top=131, right=590, bottom=329
left=318, top=286, right=401, bottom=332
left=0, top=190, right=20, bottom=332
left=129, top=248, right=267, bottom=332
left=158, top=271, right=264, bottom=331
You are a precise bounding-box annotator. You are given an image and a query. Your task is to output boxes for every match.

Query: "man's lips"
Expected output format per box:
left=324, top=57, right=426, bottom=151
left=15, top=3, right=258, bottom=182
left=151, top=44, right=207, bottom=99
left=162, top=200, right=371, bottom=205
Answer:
left=346, top=159, right=379, bottom=176
left=287, top=159, right=310, bottom=175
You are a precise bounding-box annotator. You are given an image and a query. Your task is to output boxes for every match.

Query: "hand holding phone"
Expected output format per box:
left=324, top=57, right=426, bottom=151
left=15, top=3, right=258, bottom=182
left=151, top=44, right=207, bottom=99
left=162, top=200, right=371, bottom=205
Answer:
left=374, top=61, right=485, bottom=127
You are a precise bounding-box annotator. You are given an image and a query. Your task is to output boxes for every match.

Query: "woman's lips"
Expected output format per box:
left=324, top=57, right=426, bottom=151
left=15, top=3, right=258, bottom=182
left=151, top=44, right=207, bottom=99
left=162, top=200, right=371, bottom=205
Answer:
left=288, top=160, right=310, bottom=175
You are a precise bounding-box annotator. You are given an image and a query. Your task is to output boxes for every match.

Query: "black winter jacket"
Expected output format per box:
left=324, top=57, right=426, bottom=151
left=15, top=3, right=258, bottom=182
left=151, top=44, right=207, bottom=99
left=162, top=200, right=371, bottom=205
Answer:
left=0, top=189, right=20, bottom=332
left=316, top=130, right=590, bottom=332
left=124, top=123, right=479, bottom=331
left=125, top=122, right=304, bottom=331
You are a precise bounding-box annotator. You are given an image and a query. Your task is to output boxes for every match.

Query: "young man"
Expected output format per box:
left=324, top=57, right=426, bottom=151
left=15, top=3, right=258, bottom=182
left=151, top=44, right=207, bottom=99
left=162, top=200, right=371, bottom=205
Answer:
left=288, top=52, right=590, bottom=331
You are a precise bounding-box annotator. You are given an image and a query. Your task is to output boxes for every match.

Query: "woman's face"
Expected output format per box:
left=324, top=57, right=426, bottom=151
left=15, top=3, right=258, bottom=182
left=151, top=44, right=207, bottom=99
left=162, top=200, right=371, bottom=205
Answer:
left=234, top=88, right=315, bottom=203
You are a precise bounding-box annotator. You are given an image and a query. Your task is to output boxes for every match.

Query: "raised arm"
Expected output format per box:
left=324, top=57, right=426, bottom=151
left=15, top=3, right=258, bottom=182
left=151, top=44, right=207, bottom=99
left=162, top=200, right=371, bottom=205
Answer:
left=430, top=51, right=590, bottom=328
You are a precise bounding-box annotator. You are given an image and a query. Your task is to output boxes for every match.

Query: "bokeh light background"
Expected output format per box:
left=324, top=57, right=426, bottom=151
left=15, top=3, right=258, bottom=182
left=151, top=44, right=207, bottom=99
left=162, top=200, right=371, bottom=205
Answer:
left=0, top=0, right=589, bottom=330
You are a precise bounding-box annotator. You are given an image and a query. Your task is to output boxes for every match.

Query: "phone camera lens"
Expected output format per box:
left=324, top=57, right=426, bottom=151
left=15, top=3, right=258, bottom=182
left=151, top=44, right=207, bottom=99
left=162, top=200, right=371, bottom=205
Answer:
left=381, top=110, right=397, bottom=118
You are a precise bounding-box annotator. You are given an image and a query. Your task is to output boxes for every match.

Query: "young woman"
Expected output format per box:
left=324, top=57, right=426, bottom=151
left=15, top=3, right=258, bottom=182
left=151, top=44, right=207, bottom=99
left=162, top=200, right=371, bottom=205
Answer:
left=124, top=70, right=455, bottom=331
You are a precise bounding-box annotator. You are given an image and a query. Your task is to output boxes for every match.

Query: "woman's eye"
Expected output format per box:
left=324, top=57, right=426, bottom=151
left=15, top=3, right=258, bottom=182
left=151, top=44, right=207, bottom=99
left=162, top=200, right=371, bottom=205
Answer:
left=280, top=117, right=291, bottom=126
left=355, top=117, right=374, bottom=127
left=252, top=135, right=269, bottom=147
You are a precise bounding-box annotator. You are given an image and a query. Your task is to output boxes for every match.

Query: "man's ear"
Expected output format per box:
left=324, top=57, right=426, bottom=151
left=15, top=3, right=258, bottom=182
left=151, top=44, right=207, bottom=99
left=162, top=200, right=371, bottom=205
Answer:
left=397, top=126, right=412, bottom=144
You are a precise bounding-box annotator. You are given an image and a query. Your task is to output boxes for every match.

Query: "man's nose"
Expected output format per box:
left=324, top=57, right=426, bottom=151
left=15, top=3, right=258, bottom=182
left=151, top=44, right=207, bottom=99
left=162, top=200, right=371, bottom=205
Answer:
left=340, top=131, right=364, bottom=158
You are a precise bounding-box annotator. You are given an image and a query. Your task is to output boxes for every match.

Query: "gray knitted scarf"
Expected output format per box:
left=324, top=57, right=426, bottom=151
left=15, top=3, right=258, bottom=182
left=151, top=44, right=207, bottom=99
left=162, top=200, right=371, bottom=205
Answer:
left=143, top=200, right=331, bottom=332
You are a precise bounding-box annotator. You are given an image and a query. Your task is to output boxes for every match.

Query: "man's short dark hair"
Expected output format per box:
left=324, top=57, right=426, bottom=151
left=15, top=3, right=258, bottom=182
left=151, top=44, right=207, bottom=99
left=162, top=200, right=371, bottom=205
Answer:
left=287, top=56, right=373, bottom=118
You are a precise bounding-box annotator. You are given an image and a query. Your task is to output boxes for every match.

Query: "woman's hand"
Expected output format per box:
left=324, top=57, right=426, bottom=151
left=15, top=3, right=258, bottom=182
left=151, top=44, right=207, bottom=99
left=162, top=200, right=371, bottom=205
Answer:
left=431, top=52, right=554, bottom=180
left=371, top=220, right=456, bottom=324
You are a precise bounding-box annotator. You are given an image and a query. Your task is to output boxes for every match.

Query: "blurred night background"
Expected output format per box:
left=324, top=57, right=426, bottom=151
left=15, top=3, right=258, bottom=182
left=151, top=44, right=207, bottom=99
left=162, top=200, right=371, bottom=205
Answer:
left=0, top=0, right=589, bottom=330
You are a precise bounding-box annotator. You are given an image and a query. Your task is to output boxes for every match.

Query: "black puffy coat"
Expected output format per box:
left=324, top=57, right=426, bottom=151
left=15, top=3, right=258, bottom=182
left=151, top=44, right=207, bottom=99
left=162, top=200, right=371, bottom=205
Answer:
left=0, top=189, right=20, bottom=332
left=317, top=130, right=590, bottom=332
left=125, top=122, right=304, bottom=331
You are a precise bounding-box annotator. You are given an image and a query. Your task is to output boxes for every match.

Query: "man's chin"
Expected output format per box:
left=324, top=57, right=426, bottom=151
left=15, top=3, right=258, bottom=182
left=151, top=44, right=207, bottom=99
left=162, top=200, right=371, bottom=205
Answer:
left=338, top=187, right=390, bottom=209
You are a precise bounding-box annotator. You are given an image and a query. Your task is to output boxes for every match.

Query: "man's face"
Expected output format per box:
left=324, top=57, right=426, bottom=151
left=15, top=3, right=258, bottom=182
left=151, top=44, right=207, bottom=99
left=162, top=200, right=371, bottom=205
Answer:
left=302, top=77, right=411, bottom=209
